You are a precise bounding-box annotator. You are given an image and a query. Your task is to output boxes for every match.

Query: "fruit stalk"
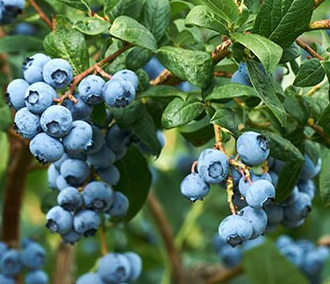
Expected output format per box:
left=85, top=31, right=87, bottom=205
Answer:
left=27, top=0, right=53, bottom=29
left=295, top=38, right=324, bottom=61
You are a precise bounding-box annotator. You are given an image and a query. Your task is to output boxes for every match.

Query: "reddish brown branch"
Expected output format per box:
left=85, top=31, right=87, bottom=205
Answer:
left=308, top=19, right=330, bottom=30
left=307, top=118, right=330, bottom=144
left=212, top=40, right=232, bottom=64
left=27, top=0, right=53, bottom=29
left=295, top=38, right=324, bottom=61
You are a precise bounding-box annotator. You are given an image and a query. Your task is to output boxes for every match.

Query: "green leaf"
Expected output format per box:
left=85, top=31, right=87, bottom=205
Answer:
left=185, top=5, right=228, bottom=35
left=0, top=96, right=12, bottom=132
left=107, top=0, right=144, bottom=22
left=104, top=0, right=121, bottom=15
left=243, top=240, right=309, bottom=284
left=57, top=0, right=90, bottom=11
left=157, top=46, right=213, bottom=88
left=170, top=0, right=193, bottom=18
left=280, top=43, right=300, bottom=63
left=110, top=16, right=157, bottom=52
left=231, top=33, right=283, bottom=73
left=114, top=146, right=152, bottom=221
left=0, top=36, right=43, bottom=53
left=253, top=0, right=314, bottom=48
left=247, top=60, right=287, bottom=126
left=90, top=104, right=107, bottom=128
left=318, top=104, right=330, bottom=136
left=320, top=148, right=330, bottom=206
left=180, top=124, right=214, bottom=147
left=162, top=97, right=205, bottom=129
left=125, top=47, right=152, bottom=71
left=293, top=59, right=325, bottom=87
left=140, top=85, right=188, bottom=99
left=323, top=61, right=330, bottom=99
left=111, top=100, right=145, bottom=129
left=43, top=15, right=89, bottom=74
left=141, top=0, right=170, bottom=41
left=206, top=83, right=258, bottom=101
left=199, top=0, right=239, bottom=24
left=210, top=108, right=240, bottom=136
left=73, top=17, right=111, bottom=35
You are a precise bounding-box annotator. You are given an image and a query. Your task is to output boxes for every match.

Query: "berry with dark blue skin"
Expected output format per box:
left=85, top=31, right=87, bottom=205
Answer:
left=105, top=124, right=132, bottom=159
left=197, top=149, right=229, bottom=184
left=0, top=274, right=14, bottom=284
left=83, top=181, right=114, bottom=212
left=281, top=186, right=299, bottom=206
left=218, top=243, right=242, bottom=267
left=57, top=187, right=83, bottom=212
left=43, top=58, right=73, bottom=89
left=277, top=241, right=304, bottom=267
left=239, top=206, right=267, bottom=239
left=46, top=206, right=73, bottom=235
left=180, top=173, right=210, bottom=202
left=236, top=131, right=270, bottom=166
left=0, top=242, right=8, bottom=259
left=62, top=120, right=93, bottom=154
left=298, top=179, right=315, bottom=199
left=264, top=204, right=284, bottom=224
left=232, top=189, right=248, bottom=210
left=245, top=180, right=275, bottom=208
left=143, top=56, right=165, bottom=79
left=62, top=94, right=92, bottom=120
left=14, top=23, right=36, bottom=35
left=20, top=242, right=45, bottom=270
left=22, top=53, right=51, bottom=84
left=103, top=78, right=136, bottom=108
left=112, top=69, right=139, bottom=90
left=24, top=82, right=57, bottom=114
left=0, top=0, right=25, bottom=24
left=269, top=170, right=278, bottom=187
left=56, top=175, right=70, bottom=191
left=29, top=133, right=64, bottom=164
left=176, top=81, right=199, bottom=92
left=87, top=144, right=115, bottom=170
left=60, top=159, right=90, bottom=186
left=25, top=270, right=48, bottom=284
left=124, top=252, right=142, bottom=282
left=76, top=273, right=104, bottom=284
left=276, top=235, right=293, bottom=248
left=231, top=70, right=251, bottom=86
left=238, top=172, right=272, bottom=197
left=242, top=236, right=265, bottom=251
left=97, top=164, right=120, bottom=185
left=40, top=105, right=73, bottom=138
left=47, top=164, right=59, bottom=189
left=218, top=215, right=253, bottom=247
left=98, top=253, right=132, bottom=284
left=284, top=192, right=312, bottom=222
left=60, top=229, right=82, bottom=245
left=86, top=125, right=105, bottom=155
left=73, top=209, right=100, bottom=237
left=0, top=249, right=21, bottom=277
left=281, top=218, right=305, bottom=229
left=5, top=78, right=29, bottom=110
left=78, top=75, right=105, bottom=105
left=107, top=191, right=129, bottom=218
left=300, top=155, right=322, bottom=181
left=14, top=107, right=40, bottom=139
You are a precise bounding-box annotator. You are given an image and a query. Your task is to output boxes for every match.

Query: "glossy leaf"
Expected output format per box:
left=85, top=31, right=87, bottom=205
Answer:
left=57, top=0, right=90, bottom=11
left=210, top=108, right=240, bottom=136
left=200, top=0, right=239, bottom=24
left=293, top=59, right=325, bottom=87
left=206, top=83, right=258, bottom=101
left=73, top=17, right=111, bottom=35
left=320, top=148, right=330, bottom=207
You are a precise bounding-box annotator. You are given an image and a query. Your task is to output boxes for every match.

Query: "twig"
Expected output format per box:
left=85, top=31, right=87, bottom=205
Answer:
left=212, top=40, right=232, bottom=64
left=317, top=235, right=330, bottom=246
left=308, top=20, right=330, bottom=30
left=295, top=38, right=324, bottom=61
left=214, top=71, right=233, bottom=78
left=203, top=265, right=243, bottom=284
left=27, top=0, right=53, bottom=29
left=307, top=118, right=330, bottom=144
left=147, top=191, right=186, bottom=284
left=150, top=69, right=173, bottom=86
left=53, top=243, right=75, bottom=284
left=314, top=0, right=327, bottom=9
left=226, top=174, right=236, bottom=215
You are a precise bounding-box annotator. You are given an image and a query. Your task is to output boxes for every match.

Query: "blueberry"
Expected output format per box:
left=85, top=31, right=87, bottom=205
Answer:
left=78, top=75, right=105, bottom=105
left=218, top=215, right=253, bottom=247
left=276, top=235, right=293, bottom=248
left=281, top=186, right=299, bottom=206
left=245, top=180, right=275, bottom=208
left=0, top=249, right=21, bottom=277
left=43, top=58, right=73, bottom=89
left=231, top=70, right=251, bottom=86
left=278, top=242, right=304, bottom=267
left=242, top=236, right=265, bottom=251
left=105, top=124, right=132, bottom=159
left=176, top=81, right=199, bottom=92
left=46, top=206, right=73, bottom=234
left=180, top=173, right=210, bottom=202
left=103, top=78, right=136, bottom=108
left=14, top=23, right=36, bottom=35
left=264, top=204, right=284, bottom=224
left=124, top=252, right=142, bottom=282
left=143, top=56, right=165, bottom=79
left=97, top=164, right=120, bottom=185
left=300, top=155, right=322, bottom=180
left=107, top=191, right=129, bottom=218
left=22, top=53, right=51, bottom=84
left=5, top=78, right=29, bottom=110
left=86, top=125, right=105, bottom=154
left=232, top=189, right=248, bottom=210
left=269, top=170, right=278, bottom=187
left=60, top=159, right=90, bottom=186
left=56, top=175, right=70, bottom=191
left=14, top=107, right=40, bottom=139
left=83, top=181, right=114, bottom=212
left=29, top=133, right=64, bottom=164
left=112, top=69, right=139, bottom=90
left=298, top=179, right=315, bottom=199
left=238, top=172, right=272, bottom=197
left=73, top=209, right=100, bottom=237
left=76, top=273, right=104, bottom=284
left=213, top=233, right=226, bottom=253
left=284, top=192, right=312, bottom=222
left=57, top=187, right=83, bottom=212
left=47, top=164, right=60, bottom=189
left=218, top=244, right=242, bottom=267
left=0, top=242, right=8, bottom=259
left=97, top=253, right=132, bottom=284
left=197, top=149, right=229, bottom=184
left=24, top=82, right=57, bottom=114
left=239, top=206, right=267, bottom=239
left=87, top=144, right=115, bottom=170
left=0, top=274, right=15, bottom=284
left=20, top=242, right=45, bottom=270
left=281, top=218, right=305, bottom=229
left=231, top=166, right=242, bottom=187
left=62, top=94, right=92, bottom=120
left=62, top=120, right=93, bottom=154
left=60, top=229, right=82, bottom=245
left=25, top=270, right=48, bottom=284
left=236, top=131, right=270, bottom=166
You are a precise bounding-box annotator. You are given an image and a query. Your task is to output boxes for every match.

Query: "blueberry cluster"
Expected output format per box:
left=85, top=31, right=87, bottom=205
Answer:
left=231, top=62, right=252, bottom=86
left=6, top=53, right=138, bottom=164
left=276, top=235, right=329, bottom=284
left=0, top=0, right=25, bottom=25
left=0, top=239, right=48, bottom=284
left=265, top=154, right=320, bottom=230
left=76, top=252, right=142, bottom=284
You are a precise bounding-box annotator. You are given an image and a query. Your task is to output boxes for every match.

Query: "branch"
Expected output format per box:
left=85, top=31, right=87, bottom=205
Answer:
left=308, top=20, right=330, bottom=30
left=295, top=38, right=324, bottom=61
left=202, top=265, right=243, bottom=284
left=314, top=0, right=327, bottom=9
left=53, top=243, right=75, bottom=284
left=307, top=118, right=330, bottom=144
left=211, top=40, right=232, bottom=64
left=27, top=0, right=53, bottom=29
left=147, top=191, right=186, bottom=284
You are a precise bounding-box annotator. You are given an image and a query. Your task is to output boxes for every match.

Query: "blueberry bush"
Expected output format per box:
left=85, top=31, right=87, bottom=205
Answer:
left=2, top=0, right=330, bottom=284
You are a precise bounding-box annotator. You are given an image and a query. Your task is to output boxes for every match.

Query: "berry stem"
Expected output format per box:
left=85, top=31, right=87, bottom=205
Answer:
left=99, top=225, right=108, bottom=256
left=295, top=38, right=324, bottom=61
left=211, top=39, right=232, bottom=64
left=94, top=65, right=112, bottom=80
left=191, top=161, right=198, bottom=173
left=308, top=118, right=330, bottom=144
left=213, top=124, right=227, bottom=155
left=226, top=174, right=237, bottom=215
left=308, top=19, right=330, bottom=30
left=27, top=0, right=53, bottom=30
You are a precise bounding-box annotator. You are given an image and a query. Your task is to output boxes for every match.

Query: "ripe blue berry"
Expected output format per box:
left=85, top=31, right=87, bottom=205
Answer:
left=218, top=244, right=242, bottom=267
left=14, top=23, right=36, bottom=35
left=112, top=69, right=139, bottom=89
left=107, top=191, right=129, bottom=218
left=83, top=181, right=114, bottom=212
left=0, top=249, right=21, bottom=277
left=73, top=209, right=100, bottom=237
left=143, top=56, right=165, bottom=79
left=46, top=206, right=73, bottom=235
left=103, top=78, right=136, bottom=108
left=86, top=125, right=105, bottom=154
left=47, top=164, right=59, bottom=189
left=300, top=155, right=322, bottom=181
left=239, top=206, right=267, bottom=239
left=60, top=159, right=90, bottom=186
left=78, top=75, right=105, bottom=105
left=57, top=187, right=83, bottom=212
left=56, top=175, right=70, bottom=191
left=180, top=173, right=210, bottom=202
left=43, top=58, right=73, bottom=89
left=60, top=229, right=82, bottom=245
left=62, top=94, right=92, bottom=120
left=105, top=124, right=132, bottom=159
left=22, top=53, right=51, bottom=84
left=14, top=107, right=40, bottom=139
left=231, top=70, right=251, bottom=86
left=298, top=179, right=315, bottom=199
left=264, top=204, right=284, bottom=224
left=25, top=270, right=48, bottom=284
left=284, top=192, right=312, bottom=222
left=87, top=144, right=115, bottom=170
left=20, top=242, right=45, bottom=270
left=0, top=274, right=14, bottom=284
left=238, top=172, right=272, bottom=197
left=97, top=165, right=120, bottom=185
left=245, top=180, right=275, bottom=208
left=124, top=252, right=142, bottom=282
left=197, top=149, right=229, bottom=184
left=76, top=273, right=104, bottom=284
left=5, top=78, right=29, bottom=110
left=236, top=131, right=270, bottom=166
